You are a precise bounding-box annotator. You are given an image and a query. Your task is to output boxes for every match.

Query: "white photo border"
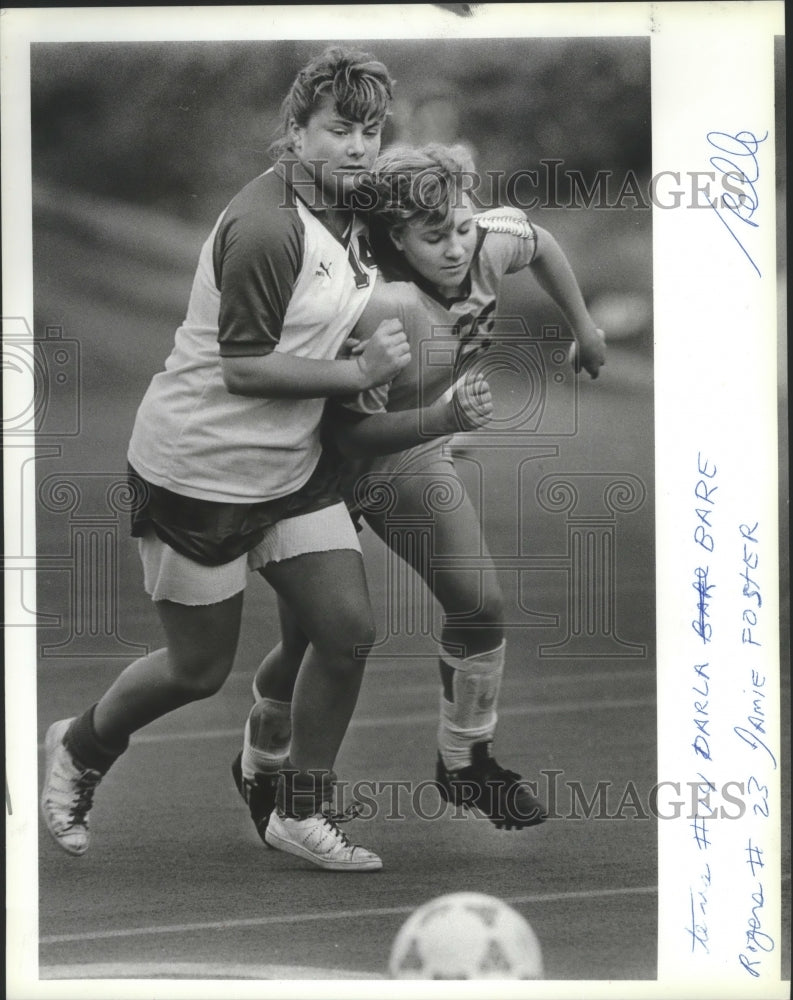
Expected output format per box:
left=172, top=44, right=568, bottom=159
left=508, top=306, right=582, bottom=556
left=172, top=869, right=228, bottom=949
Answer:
left=3, top=4, right=787, bottom=999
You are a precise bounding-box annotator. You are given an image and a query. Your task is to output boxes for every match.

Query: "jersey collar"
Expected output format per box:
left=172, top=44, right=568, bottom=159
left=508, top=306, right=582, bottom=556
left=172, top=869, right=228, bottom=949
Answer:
left=274, top=155, right=356, bottom=245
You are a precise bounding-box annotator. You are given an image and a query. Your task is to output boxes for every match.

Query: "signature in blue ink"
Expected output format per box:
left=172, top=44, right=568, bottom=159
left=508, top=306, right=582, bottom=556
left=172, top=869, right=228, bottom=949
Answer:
left=687, top=881, right=710, bottom=954
left=692, top=566, right=714, bottom=643
left=734, top=668, right=777, bottom=767
left=734, top=725, right=778, bottom=769
left=738, top=880, right=774, bottom=976
left=690, top=814, right=711, bottom=850
left=740, top=522, right=762, bottom=645
left=705, top=130, right=768, bottom=277
left=745, top=838, right=764, bottom=876
left=747, top=774, right=770, bottom=818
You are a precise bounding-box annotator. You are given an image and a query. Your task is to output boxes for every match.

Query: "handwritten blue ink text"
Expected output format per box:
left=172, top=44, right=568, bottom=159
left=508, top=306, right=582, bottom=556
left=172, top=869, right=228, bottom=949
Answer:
left=705, top=130, right=767, bottom=277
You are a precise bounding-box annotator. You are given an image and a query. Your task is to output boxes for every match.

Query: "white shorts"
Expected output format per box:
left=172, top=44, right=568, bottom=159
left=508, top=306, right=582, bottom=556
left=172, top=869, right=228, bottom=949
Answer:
left=138, top=501, right=361, bottom=605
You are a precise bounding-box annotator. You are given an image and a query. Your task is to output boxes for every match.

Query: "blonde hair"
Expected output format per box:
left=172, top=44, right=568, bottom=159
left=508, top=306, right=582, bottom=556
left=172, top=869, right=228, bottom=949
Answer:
left=369, top=143, right=476, bottom=233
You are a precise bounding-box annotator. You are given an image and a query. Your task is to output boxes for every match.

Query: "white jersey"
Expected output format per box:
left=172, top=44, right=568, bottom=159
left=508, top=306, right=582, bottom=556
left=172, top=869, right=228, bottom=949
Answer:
left=128, top=157, right=377, bottom=502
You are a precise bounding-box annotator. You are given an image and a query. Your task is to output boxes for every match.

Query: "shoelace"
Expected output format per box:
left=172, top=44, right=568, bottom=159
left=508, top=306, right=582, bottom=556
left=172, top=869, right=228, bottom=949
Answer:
left=318, top=813, right=353, bottom=848
left=318, top=801, right=365, bottom=848
left=66, top=772, right=99, bottom=829
left=321, top=801, right=363, bottom=824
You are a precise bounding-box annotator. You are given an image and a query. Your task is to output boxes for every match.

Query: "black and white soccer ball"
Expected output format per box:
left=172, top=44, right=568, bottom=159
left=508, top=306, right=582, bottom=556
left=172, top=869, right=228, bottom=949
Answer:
left=388, top=891, right=544, bottom=980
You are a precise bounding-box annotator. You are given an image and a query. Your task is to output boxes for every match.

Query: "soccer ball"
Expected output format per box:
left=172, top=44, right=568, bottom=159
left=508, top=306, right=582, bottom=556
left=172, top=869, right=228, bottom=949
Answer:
left=388, top=891, right=544, bottom=980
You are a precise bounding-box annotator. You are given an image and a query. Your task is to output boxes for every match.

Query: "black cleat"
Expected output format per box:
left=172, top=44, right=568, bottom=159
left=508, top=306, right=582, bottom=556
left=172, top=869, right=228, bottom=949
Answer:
left=231, top=751, right=279, bottom=846
left=435, top=741, right=546, bottom=830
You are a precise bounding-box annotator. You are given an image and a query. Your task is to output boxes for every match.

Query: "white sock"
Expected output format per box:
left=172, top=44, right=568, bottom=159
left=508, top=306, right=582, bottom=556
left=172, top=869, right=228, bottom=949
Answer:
left=437, top=639, right=505, bottom=771
left=241, top=697, right=291, bottom=782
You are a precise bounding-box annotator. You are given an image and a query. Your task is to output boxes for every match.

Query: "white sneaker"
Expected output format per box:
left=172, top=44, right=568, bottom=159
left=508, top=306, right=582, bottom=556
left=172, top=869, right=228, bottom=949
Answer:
left=41, top=718, right=102, bottom=856
left=264, top=810, right=383, bottom=872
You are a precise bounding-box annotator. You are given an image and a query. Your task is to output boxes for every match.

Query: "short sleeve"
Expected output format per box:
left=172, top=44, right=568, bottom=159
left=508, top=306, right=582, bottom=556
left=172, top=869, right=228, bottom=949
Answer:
left=475, top=208, right=538, bottom=276
left=213, top=173, right=304, bottom=357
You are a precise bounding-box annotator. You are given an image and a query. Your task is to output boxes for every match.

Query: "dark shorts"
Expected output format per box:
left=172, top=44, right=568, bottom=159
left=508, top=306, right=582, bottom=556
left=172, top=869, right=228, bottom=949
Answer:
left=128, top=450, right=342, bottom=567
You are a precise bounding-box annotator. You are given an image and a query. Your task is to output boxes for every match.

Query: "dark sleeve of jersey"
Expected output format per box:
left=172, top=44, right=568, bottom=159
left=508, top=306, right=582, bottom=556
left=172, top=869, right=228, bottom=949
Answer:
left=213, top=176, right=304, bottom=357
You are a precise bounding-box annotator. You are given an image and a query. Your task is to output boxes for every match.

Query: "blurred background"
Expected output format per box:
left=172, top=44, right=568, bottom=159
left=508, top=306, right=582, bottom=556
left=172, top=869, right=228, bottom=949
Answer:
left=30, top=36, right=655, bottom=426
left=31, top=37, right=651, bottom=220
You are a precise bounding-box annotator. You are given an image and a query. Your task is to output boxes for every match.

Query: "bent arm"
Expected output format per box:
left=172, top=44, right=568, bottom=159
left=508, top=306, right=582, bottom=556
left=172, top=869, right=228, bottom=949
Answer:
left=333, top=286, right=443, bottom=457
left=333, top=406, right=450, bottom=459
left=333, top=374, right=492, bottom=459
left=222, top=352, right=368, bottom=399
left=530, top=226, right=606, bottom=376
left=530, top=226, right=596, bottom=332
left=222, top=317, right=409, bottom=399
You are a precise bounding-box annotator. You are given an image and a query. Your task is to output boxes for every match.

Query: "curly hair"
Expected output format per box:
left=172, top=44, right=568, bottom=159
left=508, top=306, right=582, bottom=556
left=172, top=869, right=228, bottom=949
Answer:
left=363, top=144, right=476, bottom=269
left=271, top=47, right=394, bottom=158
left=367, top=143, right=476, bottom=230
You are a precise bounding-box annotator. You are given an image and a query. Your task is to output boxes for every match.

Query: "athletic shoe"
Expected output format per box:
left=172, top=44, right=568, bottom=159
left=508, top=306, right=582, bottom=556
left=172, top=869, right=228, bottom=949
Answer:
left=41, top=718, right=102, bottom=856
left=435, top=741, right=546, bottom=830
left=231, top=751, right=278, bottom=845
left=264, top=808, right=383, bottom=872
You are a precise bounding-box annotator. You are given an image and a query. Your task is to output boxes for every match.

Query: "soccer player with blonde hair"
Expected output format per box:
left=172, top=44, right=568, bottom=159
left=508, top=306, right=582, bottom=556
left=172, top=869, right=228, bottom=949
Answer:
left=233, top=142, right=605, bottom=841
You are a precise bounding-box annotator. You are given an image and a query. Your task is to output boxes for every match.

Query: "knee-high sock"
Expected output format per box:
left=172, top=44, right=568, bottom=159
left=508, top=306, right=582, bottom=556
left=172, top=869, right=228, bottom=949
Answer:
left=241, top=696, right=291, bottom=781
left=437, top=640, right=505, bottom=771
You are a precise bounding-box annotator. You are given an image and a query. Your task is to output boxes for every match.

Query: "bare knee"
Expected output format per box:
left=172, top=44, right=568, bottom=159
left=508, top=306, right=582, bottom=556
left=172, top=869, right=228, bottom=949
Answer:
left=311, top=609, right=376, bottom=668
left=475, top=585, right=504, bottom=632
left=155, top=592, right=242, bottom=702
left=443, top=581, right=504, bottom=631
left=166, top=649, right=234, bottom=701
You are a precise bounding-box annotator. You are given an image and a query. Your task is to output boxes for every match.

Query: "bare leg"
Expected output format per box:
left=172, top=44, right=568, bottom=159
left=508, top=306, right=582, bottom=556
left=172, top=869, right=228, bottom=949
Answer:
left=260, top=549, right=374, bottom=771
left=252, top=596, right=308, bottom=702
left=47, top=591, right=246, bottom=859
left=362, top=460, right=506, bottom=772
left=92, top=591, right=244, bottom=744
left=363, top=466, right=503, bottom=694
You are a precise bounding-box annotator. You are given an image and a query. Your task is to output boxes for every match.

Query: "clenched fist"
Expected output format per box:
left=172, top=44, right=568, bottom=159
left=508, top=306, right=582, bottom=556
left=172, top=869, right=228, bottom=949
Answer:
left=355, top=319, right=411, bottom=388
left=569, top=326, right=606, bottom=379
left=432, top=371, right=493, bottom=433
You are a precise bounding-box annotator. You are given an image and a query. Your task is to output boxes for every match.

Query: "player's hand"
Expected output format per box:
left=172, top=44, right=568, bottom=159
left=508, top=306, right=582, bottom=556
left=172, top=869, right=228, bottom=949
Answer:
left=570, top=325, right=606, bottom=379
left=434, top=371, right=493, bottom=432
left=339, top=336, right=363, bottom=358
left=356, top=319, right=411, bottom=387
